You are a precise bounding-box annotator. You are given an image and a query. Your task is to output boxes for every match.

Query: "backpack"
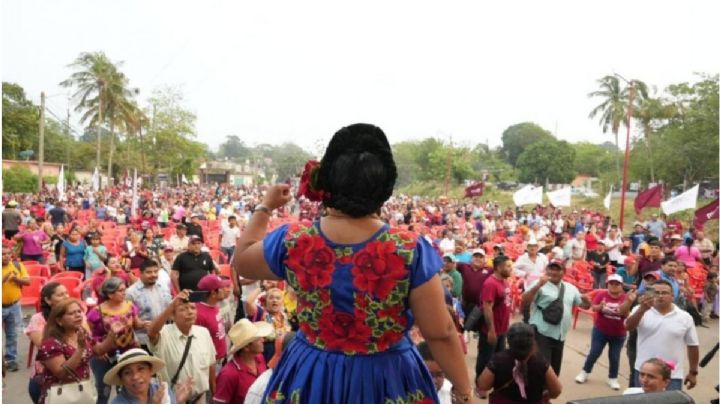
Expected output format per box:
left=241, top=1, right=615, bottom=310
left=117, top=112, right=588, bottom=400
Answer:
left=539, top=282, right=565, bottom=325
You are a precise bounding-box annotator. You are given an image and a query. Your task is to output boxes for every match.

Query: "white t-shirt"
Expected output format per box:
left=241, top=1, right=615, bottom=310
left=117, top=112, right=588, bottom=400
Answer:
left=629, top=304, right=699, bottom=379
left=513, top=253, right=549, bottom=284
left=438, top=379, right=453, bottom=404
left=220, top=224, right=241, bottom=249
left=241, top=279, right=260, bottom=303
left=439, top=238, right=455, bottom=255
left=245, top=369, right=273, bottom=404
left=604, top=236, right=623, bottom=262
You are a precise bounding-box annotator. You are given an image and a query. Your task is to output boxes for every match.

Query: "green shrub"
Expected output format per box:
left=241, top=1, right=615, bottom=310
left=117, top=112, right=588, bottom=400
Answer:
left=2, top=166, right=38, bottom=193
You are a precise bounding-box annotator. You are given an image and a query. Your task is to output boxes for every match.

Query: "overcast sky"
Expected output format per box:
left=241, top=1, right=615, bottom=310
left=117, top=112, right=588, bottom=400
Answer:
left=2, top=0, right=718, bottom=155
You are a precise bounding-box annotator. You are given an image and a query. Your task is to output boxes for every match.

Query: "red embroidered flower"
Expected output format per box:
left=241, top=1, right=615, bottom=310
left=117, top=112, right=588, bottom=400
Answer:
left=286, top=233, right=336, bottom=290
left=388, top=228, right=418, bottom=249
left=377, top=305, right=404, bottom=320
left=414, top=398, right=434, bottom=404
left=351, top=240, right=408, bottom=299
left=375, top=330, right=403, bottom=351
left=300, top=322, right=317, bottom=343
left=318, top=308, right=371, bottom=353
left=297, top=160, right=328, bottom=202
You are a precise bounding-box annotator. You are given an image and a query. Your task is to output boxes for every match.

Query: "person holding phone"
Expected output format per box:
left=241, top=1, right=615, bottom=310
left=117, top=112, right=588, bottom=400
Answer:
left=148, top=290, right=216, bottom=404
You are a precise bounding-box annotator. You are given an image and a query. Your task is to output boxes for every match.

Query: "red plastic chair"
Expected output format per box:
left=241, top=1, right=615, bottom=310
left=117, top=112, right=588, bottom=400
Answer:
left=25, top=265, right=50, bottom=278
left=21, top=260, right=40, bottom=266
left=53, top=277, right=83, bottom=299
left=51, top=271, right=84, bottom=281
left=573, top=289, right=605, bottom=329
left=20, top=276, right=47, bottom=308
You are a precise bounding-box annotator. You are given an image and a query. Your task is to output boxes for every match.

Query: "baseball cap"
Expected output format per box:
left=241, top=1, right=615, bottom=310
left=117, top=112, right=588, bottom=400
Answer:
left=188, top=235, right=203, bottom=243
left=197, top=274, right=231, bottom=291
left=471, top=249, right=485, bottom=256
left=6, top=201, right=17, bottom=207
left=547, top=261, right=564, bottom=271
left=606, top=274, right=623, bottom=284
left=443, top=254, right=456, bottom=262
left=643, top=271, right=660, bottom=280
left=164, top=245, right=174, bottom=252
left=190, top=213, right=201, bottom=219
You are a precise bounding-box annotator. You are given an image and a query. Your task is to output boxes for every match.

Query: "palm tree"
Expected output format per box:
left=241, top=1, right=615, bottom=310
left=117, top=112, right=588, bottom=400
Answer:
left=60, top=52, right=135, bottom=180
left=632, top=85, right=674, bottom=183
left=588, top=75, right=627, bottom=182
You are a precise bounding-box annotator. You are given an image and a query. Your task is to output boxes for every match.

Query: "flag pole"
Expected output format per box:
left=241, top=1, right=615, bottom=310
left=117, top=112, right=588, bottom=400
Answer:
left=618, top=79, right=636, bottom=231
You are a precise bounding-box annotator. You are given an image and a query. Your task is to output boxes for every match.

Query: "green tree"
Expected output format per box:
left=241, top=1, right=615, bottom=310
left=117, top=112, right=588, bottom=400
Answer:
left=218, top=135, right=252, bottom=161
left=571, top=142, right=616, bottom=177
left=588, top=75, right=627, bottom=180
left=500, top=122, right=554, bottom=166
left=60, top=52, right=137, bottom=179
left=2, top=82, right=39, bottom=159
left=516, top=139, right=576, bottom=184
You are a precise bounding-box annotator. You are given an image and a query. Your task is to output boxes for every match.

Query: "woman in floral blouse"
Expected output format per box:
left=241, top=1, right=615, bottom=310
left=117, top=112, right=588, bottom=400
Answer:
left=36, top=299, right=121, bottom=404
left=234, top=124, right=472, bottom=403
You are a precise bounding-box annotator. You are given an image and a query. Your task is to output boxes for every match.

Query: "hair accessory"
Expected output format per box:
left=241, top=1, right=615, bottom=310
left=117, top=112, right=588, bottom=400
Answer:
left=297, top=160, right=328, bottom=202
left=659, top=358, right=676, bottom=371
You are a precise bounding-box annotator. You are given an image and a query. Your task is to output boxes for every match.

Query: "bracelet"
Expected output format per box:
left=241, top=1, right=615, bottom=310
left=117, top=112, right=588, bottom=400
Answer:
left=451, top=388, right=473, bottom=403
left=254, top=205, right=272, bottom=216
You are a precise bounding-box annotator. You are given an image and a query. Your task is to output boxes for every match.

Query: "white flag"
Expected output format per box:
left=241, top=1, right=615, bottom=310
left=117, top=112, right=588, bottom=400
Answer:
left=661, top=184, right=699, bottom=215
left=546, top=187, right=572, bottom=207
left=56, top=165, right=65, bottom=201
left=603, top=185, right=613, bottom=210
left=91, top=167, right=100, bottom=192
left=131, top=168, right=139, bottom=219
left=513, top=185, right=543, bottom=206
left=181, top=174, right=189, bottom=184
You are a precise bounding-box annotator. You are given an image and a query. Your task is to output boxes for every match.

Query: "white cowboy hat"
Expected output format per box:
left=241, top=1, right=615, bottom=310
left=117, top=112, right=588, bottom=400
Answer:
left=228, top=318, right=274, bottom=356
left=103, top=348, right=165, bottom=386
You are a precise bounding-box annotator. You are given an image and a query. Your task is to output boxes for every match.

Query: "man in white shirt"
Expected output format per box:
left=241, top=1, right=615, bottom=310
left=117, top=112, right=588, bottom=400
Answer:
left=439, top=231, right=456, bottom=255
left=625, top=279, right=700, bottom=391
left=563, top=231, right=587, bottom=267
left=603, top=225, right=624, bottom=266
left=168, top=224, right=190, bottom=253
left=513, top=239, right=548, bottom=286
left=220, top=216, right=241, bottom=264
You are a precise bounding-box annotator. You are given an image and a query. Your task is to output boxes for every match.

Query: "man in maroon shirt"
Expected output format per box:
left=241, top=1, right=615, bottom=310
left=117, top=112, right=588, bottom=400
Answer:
left=631, top=238, right=663, bottom=286
left=213, top=319, right=273, bottom=403
left=456, top=249, right=492, bottom=318
left=474, top=255, right=512, bottom=397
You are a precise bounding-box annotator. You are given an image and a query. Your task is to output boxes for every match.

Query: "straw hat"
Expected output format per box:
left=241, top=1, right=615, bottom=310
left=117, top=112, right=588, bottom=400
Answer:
left=103, top=348, right=165, bottom=386
left=228, top=318, right=274, bottom=356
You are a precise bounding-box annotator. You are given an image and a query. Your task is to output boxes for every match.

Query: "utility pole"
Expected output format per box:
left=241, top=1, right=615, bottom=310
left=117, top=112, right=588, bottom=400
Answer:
left=65, top=101, right=71, bottom=169
left=618, top=78, right=636, bottom=231
left=38, top=92, right=46, bottom=192
left=444, top=136, right=453, bottom=196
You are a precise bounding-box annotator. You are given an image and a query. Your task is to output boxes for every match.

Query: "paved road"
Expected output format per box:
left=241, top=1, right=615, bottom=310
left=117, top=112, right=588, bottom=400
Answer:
left=4, top=309, right=718, bottom=403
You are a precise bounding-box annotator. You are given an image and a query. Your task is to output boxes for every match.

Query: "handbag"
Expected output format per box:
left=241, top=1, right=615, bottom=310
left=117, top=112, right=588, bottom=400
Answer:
left=539, top=283, right=565, bottom=325
left=45, top=364, right=97, bottom=404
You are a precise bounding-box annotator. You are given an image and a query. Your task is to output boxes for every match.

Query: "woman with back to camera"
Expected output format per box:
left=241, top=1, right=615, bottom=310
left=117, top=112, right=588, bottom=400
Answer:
left=477, top=322, right=562, bottom=403
left=233, top=124, right=471, bottom=403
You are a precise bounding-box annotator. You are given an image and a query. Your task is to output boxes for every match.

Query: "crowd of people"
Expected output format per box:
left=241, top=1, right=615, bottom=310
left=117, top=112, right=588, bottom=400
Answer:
left=2, top=126, right=719, bottom=404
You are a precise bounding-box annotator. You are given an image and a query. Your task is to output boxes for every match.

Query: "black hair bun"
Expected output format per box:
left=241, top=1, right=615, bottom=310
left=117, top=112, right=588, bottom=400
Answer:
left=318, top=123, right=397, bottom=218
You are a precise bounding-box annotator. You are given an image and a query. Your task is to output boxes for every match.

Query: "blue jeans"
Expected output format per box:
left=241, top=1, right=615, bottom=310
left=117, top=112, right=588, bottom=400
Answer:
left=29, top=376, right=42, bottom=403
left=634, top=372, right=683, bottom=390
left=221, top=246, right=235, bottom=264
left=582, top=327, right=626, bottom=378
left=90, top=356, right=114, bottom=404
left=2, top=302, right=22, bottom=363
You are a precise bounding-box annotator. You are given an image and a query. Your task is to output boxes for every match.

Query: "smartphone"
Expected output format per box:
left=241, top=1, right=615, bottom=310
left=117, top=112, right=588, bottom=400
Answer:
left=188, top=291, right=209, bottom=303
left=645, top=286, right=655, bottom=298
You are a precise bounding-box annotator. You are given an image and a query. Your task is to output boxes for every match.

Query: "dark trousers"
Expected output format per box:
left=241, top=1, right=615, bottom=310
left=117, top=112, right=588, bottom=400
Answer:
left=535, top=332, right=565, bottom=376
left=475, top=332, right=507, bottom=380
left=234, top=297, right=246, bottom=322
left=28, top=376, right=42, bottom=403
left=626, top=329, right=638, bottom=387
left=582, top=327, right=626, bottom=378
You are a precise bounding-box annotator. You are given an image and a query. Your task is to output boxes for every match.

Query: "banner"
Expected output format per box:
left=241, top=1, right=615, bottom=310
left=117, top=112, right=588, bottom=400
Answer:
left=693, top=198, right=719, bottom=230
left=661, top=184, right=699, bottom=215
left=57, top=165, right=65, bottom=201
left=546, top=187, right=572, bottom=207
left=464, top=182, right=484, bottom=198
left=91, top=167, right=100, bottom=192
left=634, top=184, right=663, bottom=214
left=603, top=185, right=613, bottom=210
left=513, top=185, right=543, bottom=206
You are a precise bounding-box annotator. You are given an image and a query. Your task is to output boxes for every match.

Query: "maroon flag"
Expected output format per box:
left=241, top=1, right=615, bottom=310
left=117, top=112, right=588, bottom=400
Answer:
left=634, top=184, right=663, bottom=214
left=693, top=198, right=719, bottom=230
left=465, top=182, right=484, bottom=198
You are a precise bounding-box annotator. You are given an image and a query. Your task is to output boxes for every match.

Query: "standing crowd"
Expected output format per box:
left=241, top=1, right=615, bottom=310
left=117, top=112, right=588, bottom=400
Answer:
left=2, top=176, right=718, bottom=403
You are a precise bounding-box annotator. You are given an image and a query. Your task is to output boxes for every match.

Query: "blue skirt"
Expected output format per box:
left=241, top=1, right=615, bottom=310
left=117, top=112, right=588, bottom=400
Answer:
left=262, top=333, right=439, bottom=403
